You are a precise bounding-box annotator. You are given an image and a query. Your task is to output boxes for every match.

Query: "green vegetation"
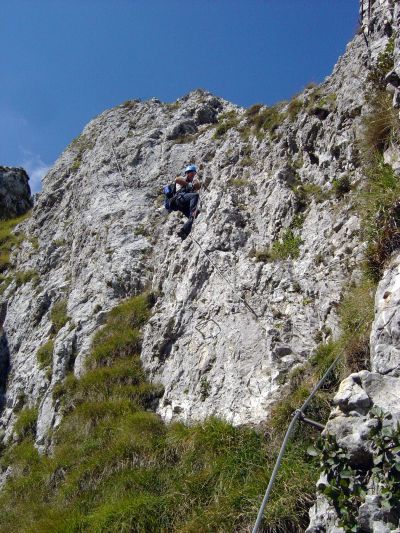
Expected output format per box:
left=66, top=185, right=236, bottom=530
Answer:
left=50, top=299, right=69, bottom=334
left=0, top=293, right=322, bottom=532
left=305, top=88, right=337, bottom=116
left=356, top=35, right=400, bottom=281
left=70, top=157, right=82, bottom=172
left=15, top=269, right=39, bottom=287
left=287, top=97, right=303, bottom=120
left=69, top=132, right=95, bottom=173
left=337, top=280, right=375, bottom=372
left=133, top=225, right=148, bottom=237
left=213, top=110, right=240, bottom=139
left=199, top=377, right=211, bottom=401
left=361, top=91, right=400, bottom=156
left=240, top=156, right=254, bottom=167
left=29, top=236, right=39, bottom=250
left=13, top=407, right=38, bottom=442
left=244, top=103, right=287, bottom=140
left=0, top=212, right=30, bottom=274
left=312, top=407, right=400, bottom=531
left=332, top=175, right=351, bottom=199
left=37, top=340, right=54, bottom=374
left=367, top=36, right=395, bottom=88
left=121, top=100, right=139, bottom=110
left=295, top=182, right=329, bottom=205
left=255, top=229, right=303, bottom=263
left=228, top=178, right=252, bottom=188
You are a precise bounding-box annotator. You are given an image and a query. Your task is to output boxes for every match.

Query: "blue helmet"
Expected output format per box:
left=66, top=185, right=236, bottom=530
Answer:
left=184, top=164, right=197, bottom=174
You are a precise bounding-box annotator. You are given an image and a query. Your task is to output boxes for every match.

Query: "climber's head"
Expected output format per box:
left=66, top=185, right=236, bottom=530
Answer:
left=184, top=164, right=197, bottom=181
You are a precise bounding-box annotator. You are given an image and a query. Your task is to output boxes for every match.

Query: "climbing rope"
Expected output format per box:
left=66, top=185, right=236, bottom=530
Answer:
left=189, top=234, right=261, bottom=321
left=251, top=353, right=341, bottom=533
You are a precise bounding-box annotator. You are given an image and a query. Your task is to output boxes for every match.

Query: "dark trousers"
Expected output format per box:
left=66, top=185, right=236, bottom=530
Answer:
left=176, top=192, right=199, bottom=235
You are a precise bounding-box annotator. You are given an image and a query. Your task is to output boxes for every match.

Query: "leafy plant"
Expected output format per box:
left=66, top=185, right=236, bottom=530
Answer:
left=312, top=408, right=400, bottom=531
left=311, top=435, right=367, bottom=531
left=199, top=377, right=211, bottom=401
left=369, top=407, right=400, bottom=514
left=269, top=229, right=303, bottom=261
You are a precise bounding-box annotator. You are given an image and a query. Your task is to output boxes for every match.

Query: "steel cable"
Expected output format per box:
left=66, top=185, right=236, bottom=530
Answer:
left=251, top=353, right=341, bottom=533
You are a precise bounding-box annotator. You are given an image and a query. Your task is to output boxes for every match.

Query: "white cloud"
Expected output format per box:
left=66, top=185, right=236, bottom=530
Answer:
left=19, top=149, right=52, bottom=194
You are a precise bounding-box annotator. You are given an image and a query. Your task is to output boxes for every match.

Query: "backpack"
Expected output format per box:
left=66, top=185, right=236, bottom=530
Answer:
left=163, top=182, right=178, bottom=212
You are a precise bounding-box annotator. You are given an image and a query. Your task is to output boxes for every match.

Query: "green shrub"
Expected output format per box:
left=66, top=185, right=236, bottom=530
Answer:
left=332, top=175, right=351, bottom=199
left=199, top=378, right=211, bottom=401
left=268, top=229, right=303, bottom=261
left=50, top=299, right=69, bottom=334
left=228, top=178, right=252, bottom=188
left=252, top=230, right=303, bottom=263
left=360, top=91, right=400, bottom=157
left=314, top=408, right=400, bottom=532
left=71, top=157, right=82, bottom=172
left=296, top=183, right=329, bottom=204
left=338, top=279, right=375, bottom=372
left=213, top=110, right=240, bottom=139
left=242, top=103, right=288, bottom=140
left=358, top=159, right=400, bottom=281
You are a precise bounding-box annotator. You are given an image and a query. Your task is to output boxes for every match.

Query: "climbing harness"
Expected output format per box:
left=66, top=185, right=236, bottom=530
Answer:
left=251, top=353, right=341, bottom=533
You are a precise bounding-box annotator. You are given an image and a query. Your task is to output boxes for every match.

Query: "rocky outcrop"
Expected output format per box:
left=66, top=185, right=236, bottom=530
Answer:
left=307, top=1, right=400, bottom=531
left=0, top=167, right=32, bottom=219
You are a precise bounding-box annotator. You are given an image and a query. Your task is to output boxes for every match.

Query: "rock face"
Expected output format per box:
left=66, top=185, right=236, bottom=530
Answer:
left=0, top=2, right=381, bottom=446
left=0, top=167, right=32, bottom=219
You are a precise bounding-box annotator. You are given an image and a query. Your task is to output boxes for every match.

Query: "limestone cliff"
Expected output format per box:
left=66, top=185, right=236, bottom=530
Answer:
left=1, top=0, right=400, bottom=530
left=0, top=4, right=383, bottom=440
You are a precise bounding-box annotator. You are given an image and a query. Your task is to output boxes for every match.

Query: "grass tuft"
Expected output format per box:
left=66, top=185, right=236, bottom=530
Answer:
left=258, top=230, right=303, bottom=262
left=13, top=408, right=38, bottom=442
left=50, top=299, right=69, bottom=334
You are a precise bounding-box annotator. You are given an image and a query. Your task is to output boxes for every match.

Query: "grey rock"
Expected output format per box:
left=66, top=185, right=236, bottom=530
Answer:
left=333, top=374, right=371, bottom=414
left=0, top=167, right=32, bottom=219
left=166, top=119, right=197, bottom=140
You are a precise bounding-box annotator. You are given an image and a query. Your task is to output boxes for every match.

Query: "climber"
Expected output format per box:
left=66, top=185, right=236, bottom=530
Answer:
left=174, top=164, right=201, bottom=240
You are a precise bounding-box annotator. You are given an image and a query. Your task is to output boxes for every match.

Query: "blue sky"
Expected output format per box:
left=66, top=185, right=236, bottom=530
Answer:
left=1, top=0, right=359, bottom=192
